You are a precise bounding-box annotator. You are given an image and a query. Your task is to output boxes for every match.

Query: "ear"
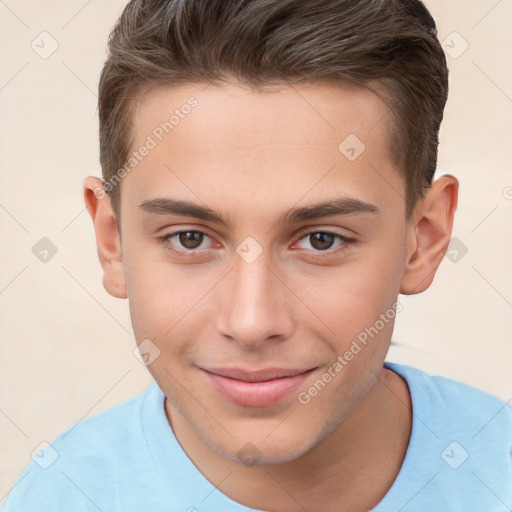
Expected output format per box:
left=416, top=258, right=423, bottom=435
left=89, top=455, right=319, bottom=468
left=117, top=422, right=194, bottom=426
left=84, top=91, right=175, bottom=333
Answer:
left=83, top=176, right=127, bottom=299
left=400, top=174, right=459, bottom=295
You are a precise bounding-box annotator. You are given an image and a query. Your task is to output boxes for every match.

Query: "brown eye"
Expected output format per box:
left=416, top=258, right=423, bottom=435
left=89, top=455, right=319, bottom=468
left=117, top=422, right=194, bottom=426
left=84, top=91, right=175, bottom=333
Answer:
left=308, top=232, right=336, bottom=251
left=294, top=230, right=355, bottom=260
left=178, top=231, right=204, bottom=249
left=157, top=228, right=215, bottom=258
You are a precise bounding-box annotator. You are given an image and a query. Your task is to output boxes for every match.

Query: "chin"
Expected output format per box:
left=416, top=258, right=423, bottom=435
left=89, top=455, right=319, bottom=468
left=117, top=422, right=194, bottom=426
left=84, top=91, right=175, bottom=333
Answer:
left=205, top=426, right=323, bottom=467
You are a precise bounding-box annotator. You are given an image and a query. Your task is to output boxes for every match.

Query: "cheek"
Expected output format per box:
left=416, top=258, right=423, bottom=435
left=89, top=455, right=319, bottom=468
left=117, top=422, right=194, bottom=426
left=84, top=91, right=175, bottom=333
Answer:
left=300, top=249, right=403, bottom=346
left=124, top=253, right=218, bottom=362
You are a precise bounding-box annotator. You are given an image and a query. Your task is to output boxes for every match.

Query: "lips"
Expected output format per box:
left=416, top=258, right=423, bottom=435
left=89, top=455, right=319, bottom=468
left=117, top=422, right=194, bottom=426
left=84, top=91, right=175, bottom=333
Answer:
left=201, top=367, right=316, bottom=407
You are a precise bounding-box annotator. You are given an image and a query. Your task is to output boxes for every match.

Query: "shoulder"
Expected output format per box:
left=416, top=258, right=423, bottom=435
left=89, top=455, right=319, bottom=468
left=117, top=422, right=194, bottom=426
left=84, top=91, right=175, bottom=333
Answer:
left=2, top=382, right=158, bottom=511
left=377, top=362, right=512, bottom=510
left=52, top=381, right=155, bottom=457
left=386, top=361, right=512, bottom=436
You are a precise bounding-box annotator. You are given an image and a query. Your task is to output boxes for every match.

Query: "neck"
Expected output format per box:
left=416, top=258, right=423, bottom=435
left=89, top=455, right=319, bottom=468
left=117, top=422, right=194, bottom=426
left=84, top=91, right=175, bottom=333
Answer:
left=166, top=367, right=412, bottom=512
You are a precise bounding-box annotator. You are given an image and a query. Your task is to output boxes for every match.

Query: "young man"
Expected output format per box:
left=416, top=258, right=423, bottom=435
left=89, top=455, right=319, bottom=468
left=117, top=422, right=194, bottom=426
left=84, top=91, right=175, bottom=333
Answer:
left=4, top=0, right=511, bottom=511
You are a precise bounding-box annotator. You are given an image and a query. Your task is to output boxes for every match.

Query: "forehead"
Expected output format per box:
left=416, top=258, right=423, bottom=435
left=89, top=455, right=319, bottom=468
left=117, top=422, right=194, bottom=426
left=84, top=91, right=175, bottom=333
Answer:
left=132, top=78, right=392, bottom=152
left=122, top=79, right=403, bottom=220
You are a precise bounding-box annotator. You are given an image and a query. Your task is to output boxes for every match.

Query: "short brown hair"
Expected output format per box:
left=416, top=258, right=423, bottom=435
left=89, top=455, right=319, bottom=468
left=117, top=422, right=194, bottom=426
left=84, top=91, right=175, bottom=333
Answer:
left=98, top=0, right=448, bottom=220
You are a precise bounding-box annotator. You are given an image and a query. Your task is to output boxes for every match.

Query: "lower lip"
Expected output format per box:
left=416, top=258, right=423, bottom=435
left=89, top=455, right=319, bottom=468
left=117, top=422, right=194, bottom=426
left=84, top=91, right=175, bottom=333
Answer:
left=202, top=369, right=316, bottom=408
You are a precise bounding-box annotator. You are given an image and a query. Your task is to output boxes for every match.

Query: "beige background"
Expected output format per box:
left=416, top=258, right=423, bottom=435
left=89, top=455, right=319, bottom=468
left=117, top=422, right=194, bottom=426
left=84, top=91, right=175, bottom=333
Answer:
left=1, top=0, right=511, bottom=502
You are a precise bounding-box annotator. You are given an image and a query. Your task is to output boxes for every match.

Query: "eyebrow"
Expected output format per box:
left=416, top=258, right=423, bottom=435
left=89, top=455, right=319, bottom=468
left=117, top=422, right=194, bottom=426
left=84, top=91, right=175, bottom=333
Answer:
left=138, top=196, right=379, bottom=227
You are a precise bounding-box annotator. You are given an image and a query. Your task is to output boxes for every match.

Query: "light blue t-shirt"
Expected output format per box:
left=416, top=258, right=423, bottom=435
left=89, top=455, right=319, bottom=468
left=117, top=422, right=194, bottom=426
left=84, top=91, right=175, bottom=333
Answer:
left=3, top=362, right=512, bottom=511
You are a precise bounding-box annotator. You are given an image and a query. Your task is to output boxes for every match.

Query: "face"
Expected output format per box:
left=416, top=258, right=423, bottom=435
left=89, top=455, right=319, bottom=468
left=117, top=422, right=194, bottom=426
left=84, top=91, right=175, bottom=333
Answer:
left=117, top=79, right=411, bottom=464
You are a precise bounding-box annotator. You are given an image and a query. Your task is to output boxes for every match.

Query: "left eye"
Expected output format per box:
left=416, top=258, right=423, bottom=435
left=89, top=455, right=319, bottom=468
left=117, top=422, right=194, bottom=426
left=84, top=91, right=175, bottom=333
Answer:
left=295, top=231, right=349, bottom=252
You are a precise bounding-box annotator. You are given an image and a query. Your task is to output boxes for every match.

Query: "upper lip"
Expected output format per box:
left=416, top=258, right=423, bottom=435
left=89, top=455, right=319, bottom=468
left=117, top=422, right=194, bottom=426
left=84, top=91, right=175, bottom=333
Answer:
left=201, top=367, right=316, bottom=382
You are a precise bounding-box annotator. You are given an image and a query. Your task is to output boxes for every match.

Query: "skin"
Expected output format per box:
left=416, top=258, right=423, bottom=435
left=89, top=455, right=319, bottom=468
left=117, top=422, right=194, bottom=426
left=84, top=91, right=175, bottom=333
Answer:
left=84, top=79, right=458, bottom=512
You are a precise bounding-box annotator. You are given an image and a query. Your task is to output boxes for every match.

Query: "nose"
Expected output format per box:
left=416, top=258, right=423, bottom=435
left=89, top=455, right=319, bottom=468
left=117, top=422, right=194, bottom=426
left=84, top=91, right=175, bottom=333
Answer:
left=216, top=249, right=294, bottom=350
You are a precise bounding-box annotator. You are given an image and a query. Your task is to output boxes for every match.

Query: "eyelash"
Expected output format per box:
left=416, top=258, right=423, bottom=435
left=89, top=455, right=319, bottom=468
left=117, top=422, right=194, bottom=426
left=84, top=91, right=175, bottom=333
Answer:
left=157, top=229, right=356, bottom=260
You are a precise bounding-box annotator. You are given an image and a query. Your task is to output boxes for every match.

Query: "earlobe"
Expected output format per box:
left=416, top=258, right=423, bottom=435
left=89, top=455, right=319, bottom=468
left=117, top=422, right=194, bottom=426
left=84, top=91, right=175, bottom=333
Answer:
left=83, top=176, right=127, bottom=299
left=400, top=175, right=459, bottom=295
